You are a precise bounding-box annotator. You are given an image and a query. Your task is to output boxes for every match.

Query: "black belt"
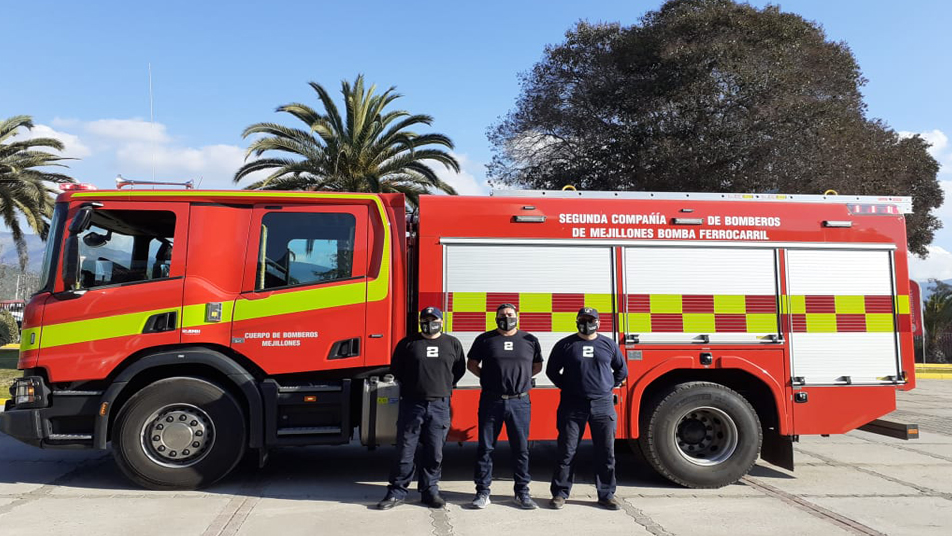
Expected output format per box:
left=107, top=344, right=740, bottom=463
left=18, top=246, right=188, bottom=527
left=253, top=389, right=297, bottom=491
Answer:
left=485, top=392, right=529, bottom=400
left=402, top=396, right=448, bottom=402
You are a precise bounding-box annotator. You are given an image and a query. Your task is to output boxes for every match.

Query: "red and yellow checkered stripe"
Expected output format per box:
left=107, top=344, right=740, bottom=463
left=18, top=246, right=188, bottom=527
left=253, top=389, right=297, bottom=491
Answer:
left=782, top=295, right=908, bottom=333
left=436, top=292, right=615, bottom=332
left=625, top=294, right=777, bottom=333
left=426, top=292, right=910, bottom=334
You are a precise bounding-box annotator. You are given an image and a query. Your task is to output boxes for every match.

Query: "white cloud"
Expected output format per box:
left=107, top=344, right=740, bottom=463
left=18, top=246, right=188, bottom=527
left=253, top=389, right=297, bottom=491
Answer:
left=33, top=117, right=248, bottom=189
left=432, top=153, right=489, bottom=196
left=116, top=143, right=245, bottom=189
left=20, top=117, right=489, bottom=194
left=20, top=124, right=92, bottom=159
left=50, top=117, right=81, bottom=129
left=85, top=118, right=171, bottom=144
left=910, top=245, right=952, bottom=282
left=115, top=142, right=246, bottom=189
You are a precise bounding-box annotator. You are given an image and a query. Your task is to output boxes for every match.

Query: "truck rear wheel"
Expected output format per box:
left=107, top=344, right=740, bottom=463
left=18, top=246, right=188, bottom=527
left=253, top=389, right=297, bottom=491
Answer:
left=640, top=382, right=761, bottom=488
left=113, top=377, right=246, bottom=490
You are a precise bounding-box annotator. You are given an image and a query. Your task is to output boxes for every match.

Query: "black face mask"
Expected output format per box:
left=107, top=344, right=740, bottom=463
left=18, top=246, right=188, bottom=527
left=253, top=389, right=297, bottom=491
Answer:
left=420, top=320, right=441, bottom=335
left=577, top=320, right=598, bottom=336
left=496, top=316, right=518, bottom=331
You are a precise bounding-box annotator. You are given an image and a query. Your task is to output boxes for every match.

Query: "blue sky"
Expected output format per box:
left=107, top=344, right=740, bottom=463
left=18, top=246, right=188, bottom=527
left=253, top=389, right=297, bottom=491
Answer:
left=2, top=0, right=951, bottom=279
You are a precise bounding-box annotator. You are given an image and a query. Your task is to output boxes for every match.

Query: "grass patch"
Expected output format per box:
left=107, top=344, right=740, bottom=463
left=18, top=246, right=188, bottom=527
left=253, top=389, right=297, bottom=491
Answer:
left=0, top=348, right=20, bottom=397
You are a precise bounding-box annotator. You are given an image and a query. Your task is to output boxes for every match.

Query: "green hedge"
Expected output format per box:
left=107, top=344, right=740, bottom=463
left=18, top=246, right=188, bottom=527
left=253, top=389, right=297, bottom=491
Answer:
left=0, top=310, right=20, bottom=346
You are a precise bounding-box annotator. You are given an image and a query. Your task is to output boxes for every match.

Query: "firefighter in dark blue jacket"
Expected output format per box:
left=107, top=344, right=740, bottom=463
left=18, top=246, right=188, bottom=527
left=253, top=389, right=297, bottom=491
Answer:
left=377, top=306, right=465, bottom=510
left=545, top=307, right=628, bottom=510
left=467, top=303, right=544, bottom=510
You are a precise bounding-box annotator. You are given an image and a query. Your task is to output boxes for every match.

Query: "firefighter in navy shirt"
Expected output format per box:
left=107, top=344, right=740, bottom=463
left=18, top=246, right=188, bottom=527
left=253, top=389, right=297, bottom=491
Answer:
left=546, top=307, right=628, bottom=511
left=377, top=306, right=465, bottom=510
left=467, top=303, right=543, bottom=510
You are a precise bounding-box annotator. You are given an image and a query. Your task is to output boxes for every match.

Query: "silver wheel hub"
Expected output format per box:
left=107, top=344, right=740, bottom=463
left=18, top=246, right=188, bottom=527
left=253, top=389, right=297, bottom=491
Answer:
left=673, top=406, right=738, bottom=466
left=141, top=404, right=214, bottom=468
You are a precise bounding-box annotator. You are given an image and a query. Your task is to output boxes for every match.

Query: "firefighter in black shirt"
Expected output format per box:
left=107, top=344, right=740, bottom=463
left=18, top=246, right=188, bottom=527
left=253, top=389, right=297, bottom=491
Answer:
left=377, top=306, right=465, bottom=510
left=467, top=303, right=544, bottom=510
left=546, top=307, right=628, bottom=511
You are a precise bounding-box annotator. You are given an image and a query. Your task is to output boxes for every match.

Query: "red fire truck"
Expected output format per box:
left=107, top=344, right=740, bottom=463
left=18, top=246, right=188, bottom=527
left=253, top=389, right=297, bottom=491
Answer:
left=1, top=188, right=918, bottom=490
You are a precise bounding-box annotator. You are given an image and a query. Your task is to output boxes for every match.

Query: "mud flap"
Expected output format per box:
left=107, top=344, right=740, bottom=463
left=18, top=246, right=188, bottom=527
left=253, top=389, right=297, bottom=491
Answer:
left=760, top=430, right=795, bottom=471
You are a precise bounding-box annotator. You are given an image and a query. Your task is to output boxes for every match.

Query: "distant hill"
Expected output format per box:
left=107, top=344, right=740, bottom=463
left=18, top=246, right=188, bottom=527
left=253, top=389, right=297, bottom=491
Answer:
left=0, top=233, right=46, bottom=272
left=919, top=279, right=952, bottom=302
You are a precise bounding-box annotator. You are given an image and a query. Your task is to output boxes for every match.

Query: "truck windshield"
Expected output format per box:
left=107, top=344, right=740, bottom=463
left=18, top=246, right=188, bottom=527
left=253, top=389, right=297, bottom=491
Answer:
left=36, top=202, right=67, bottom=294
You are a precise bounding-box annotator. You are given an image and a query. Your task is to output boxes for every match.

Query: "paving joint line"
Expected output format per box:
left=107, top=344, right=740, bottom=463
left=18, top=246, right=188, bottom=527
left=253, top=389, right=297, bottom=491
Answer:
left=201, top=475, right=264, bottom=536
left=429, top=506, right=454, bottom=536
left=619, top=499, right=675, bottom=536
left=741, top=477, right=886, bottom=536
left=850, top=434, right=952, bottom=463
left=796, top=447, right=952, bottom=501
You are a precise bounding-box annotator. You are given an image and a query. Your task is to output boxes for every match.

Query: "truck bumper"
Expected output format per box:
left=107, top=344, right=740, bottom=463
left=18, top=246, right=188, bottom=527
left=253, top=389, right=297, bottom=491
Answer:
left=1, top=392, right=102, bottom=449
left=1, top=400, right=45, bottom=447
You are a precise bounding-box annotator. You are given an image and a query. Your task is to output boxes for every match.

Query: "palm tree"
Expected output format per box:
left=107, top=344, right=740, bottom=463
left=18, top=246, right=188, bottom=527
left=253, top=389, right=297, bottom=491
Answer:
left=924, top=279, right=952, bottom=363
left=234, top=75, right=459, bottom=204
left=0, top=115, right=75, bottom=269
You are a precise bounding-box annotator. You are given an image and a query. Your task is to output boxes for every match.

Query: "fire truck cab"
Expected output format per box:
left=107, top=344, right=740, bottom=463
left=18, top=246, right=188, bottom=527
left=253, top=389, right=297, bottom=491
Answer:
left=1, top=189, right=917, bottom=490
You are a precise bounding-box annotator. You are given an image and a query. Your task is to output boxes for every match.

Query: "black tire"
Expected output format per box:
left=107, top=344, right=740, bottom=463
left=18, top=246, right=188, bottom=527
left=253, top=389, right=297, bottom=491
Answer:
left=112, top=377, right=246, bottom=490
left=639, top=382, right=761, bottom=488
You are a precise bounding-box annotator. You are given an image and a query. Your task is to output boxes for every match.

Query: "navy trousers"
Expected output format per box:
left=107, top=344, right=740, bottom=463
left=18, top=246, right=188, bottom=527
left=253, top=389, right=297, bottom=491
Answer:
left=474, top=395, right=532, bottom=496
left=386, top=397, right=451, bottom=499
left=550, top=394, right=617, bottom=501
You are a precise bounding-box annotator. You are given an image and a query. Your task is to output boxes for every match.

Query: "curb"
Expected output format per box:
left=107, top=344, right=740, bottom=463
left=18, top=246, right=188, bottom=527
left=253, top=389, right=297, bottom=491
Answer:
left=917, top=373, right=952, bottom=380
left=915, top=363, right=952, bottom=380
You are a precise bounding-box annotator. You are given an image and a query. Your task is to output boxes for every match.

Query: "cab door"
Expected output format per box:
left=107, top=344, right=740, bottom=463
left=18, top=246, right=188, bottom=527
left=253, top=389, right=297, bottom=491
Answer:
left=231, top=204, right=369, bottom=375
left=36, top=200, right=189, bottom=382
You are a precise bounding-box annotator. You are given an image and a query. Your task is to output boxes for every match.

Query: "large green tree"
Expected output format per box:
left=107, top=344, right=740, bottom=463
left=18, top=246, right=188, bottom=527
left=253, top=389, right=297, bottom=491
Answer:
left=235, top=75, right=459, bottom=205
left=0, top=115, right=74, bottom=269
left=488, top=0, right=942, bottom=255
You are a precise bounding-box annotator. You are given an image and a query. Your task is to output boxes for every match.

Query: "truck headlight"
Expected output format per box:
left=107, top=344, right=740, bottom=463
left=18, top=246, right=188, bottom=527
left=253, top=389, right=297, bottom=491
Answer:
left=13, top=377, right=49, bottom=408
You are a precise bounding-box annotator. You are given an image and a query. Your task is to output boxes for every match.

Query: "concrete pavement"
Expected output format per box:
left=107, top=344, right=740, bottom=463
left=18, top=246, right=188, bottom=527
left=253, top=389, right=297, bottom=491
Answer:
left=0, top=381, right=950, bottom=535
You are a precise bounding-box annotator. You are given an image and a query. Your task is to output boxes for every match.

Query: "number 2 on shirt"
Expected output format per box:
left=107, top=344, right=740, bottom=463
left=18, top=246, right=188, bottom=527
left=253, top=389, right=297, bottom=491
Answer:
left=582, top=346, right=594, bottom=358
left=504, top=341, right=513, bottom=351
left=427, top=347, right=440, bottom=358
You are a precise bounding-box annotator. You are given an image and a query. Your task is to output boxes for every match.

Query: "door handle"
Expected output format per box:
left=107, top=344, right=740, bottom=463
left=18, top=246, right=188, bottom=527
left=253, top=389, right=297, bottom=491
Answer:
left=143, top=311, right=177, bottom=333
left=328, top=337, right=361, bottom=359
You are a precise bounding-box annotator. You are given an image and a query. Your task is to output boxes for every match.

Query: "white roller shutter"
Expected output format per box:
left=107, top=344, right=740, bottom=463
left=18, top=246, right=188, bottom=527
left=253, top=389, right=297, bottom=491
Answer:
left=786, top=249, right=900, bottom=385
left=624, top=247, right=779, bottom=343
left=445, top=245, right=614, bottom=387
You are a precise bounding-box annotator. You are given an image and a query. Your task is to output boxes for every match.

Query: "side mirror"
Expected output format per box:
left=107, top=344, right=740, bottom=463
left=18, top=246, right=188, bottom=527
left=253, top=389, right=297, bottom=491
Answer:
left=82, top=229, right=112, bottom=248
left=68, top=205, right=98, bottom=235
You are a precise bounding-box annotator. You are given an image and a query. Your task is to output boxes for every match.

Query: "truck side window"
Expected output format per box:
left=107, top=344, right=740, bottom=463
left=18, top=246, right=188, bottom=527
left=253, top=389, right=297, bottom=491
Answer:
left=76, top=210, right=176, bottom=289
left=256, top=212, right=356, bottom=290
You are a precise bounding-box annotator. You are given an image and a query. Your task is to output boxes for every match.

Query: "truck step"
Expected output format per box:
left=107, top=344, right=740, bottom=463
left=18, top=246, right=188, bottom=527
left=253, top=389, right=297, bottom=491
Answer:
left=47, top=433, right=93, bottom=440
left=276, top=426, right=343, bottom=436
left=276, top=384, right=343, bottom=393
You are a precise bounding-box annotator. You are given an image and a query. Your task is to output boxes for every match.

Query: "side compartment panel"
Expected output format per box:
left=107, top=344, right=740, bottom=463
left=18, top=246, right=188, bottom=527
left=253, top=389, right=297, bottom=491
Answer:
left=623, top=247, right=780, bottom=344
left=786, top=249, right=901, bottom=385
left=444, top=245, right=615, bottom=387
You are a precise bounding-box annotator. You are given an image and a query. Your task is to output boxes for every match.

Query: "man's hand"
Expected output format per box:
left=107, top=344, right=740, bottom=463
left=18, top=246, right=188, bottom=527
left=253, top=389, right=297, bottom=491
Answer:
left=467, top=359, right=482, bottom=378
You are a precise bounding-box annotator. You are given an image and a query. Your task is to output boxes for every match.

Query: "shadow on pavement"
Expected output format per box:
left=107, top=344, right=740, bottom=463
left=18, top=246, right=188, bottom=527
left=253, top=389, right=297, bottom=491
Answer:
left=0, top=430, right=684, bottom=505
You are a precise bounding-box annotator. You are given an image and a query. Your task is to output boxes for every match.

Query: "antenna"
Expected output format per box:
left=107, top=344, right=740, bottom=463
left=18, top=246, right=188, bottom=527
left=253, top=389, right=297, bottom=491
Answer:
left=149, top=63, right=156, bottom=182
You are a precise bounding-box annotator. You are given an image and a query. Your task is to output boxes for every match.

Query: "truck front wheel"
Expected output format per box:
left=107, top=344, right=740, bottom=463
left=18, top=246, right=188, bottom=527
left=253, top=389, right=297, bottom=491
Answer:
left=640, top=382, right=761, bottom=488
left=113, top=377, right=246, bottom=490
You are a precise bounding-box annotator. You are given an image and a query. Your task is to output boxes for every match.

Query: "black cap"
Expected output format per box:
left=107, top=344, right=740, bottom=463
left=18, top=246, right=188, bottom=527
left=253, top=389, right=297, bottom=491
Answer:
left=577, top=307, right=599, bottom=320
left=496, top=303, right=518, bottom=315
left=420, top=306, right=443, bottom=320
